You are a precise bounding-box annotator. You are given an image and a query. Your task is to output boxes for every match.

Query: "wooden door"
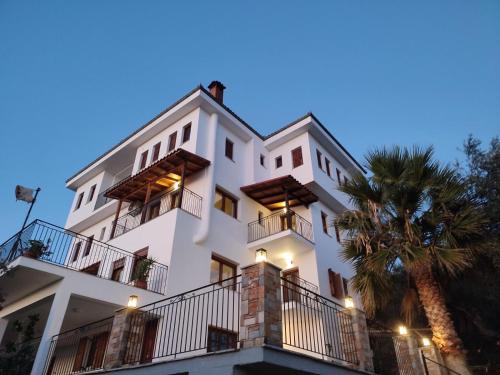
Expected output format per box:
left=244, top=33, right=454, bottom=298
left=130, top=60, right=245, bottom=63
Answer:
left=282, top=268, right=300, bottom=303
left=140, top=319, right=158, bottom=363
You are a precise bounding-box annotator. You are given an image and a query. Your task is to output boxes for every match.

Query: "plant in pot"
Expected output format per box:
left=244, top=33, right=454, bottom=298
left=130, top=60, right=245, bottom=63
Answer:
left=132, top=257, right=155, bottom=289
left=23, top=239, right=51, bottom=259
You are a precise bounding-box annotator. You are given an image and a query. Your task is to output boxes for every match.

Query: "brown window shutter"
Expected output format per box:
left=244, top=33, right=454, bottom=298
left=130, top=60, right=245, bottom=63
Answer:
left=342, top=277, right=349, bottom=297
left=140, top=319, right=159, bottom=363
left=328, top=269, right=344, bottom=299
left=328, top=269, right=336, bottom=297
left=92, top=332, right=109, bottom=368
left=291, top=147, right=303, bottom=168
left=72, top=337, right=88, bottom=371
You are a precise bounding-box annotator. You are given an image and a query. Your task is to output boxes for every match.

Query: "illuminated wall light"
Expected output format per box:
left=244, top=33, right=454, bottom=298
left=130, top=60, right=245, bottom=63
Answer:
left=344, top=296, right=355, bottom=309
left=284, top=254, right=293, bottom=268
left=398, top=325, right=408, bottom=335
left=127, top=295, right=138, bottom=308
left=422, top=337, right=431, bottom=347
left=255, top=248, right=267, bottom=263
left=173, top=181, right=180, bottom=190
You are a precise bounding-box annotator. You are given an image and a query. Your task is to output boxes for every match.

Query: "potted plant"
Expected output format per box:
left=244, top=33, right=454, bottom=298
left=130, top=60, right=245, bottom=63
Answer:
left=132, top=257, right=155, bottom=289
left=23, top=240, right=51, bottom=259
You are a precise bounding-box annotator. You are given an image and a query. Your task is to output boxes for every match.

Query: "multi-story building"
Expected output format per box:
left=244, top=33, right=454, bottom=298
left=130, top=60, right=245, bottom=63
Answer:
left=0, top=81, right=375, bottom=375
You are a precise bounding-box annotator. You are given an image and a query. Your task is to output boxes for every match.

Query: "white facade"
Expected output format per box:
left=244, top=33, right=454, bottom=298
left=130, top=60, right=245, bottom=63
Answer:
left=0, top=81, right=365, bottom=374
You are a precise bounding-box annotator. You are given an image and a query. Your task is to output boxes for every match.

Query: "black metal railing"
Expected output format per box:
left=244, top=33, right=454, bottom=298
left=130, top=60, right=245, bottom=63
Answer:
left=0, top=337, right=41, bottom=375
left=113, top=187, right=202, bottom=238
left=248, top=210, right=313, bottom=243
left=43, top=317, right=114, bottom=375
left=43, top=277, right=241, bottom=374
left=282, top=274, right=319, bottom=303
left=0, top=220, right=168, bottom=294
left=281, top=277, right=358, bottom=365
left=422, top=352, right=462, bottom=375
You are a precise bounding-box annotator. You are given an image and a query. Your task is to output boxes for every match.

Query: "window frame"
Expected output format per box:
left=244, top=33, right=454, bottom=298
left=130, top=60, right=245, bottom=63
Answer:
left=182, top=123, right=192, bottom=143
left=168, top=132, right=177, bottom=152
left=207, top=326, right=237, bottom=353
left=225, top=138, right=234, bottom=160
left=325, top=158, right=331, bottom=177
left=98, top=227, right=106, bottom=241
left=275, top=155, right=283, bottom=169
left=321, top=211, right=328, bottom=234
left=210, top=254, right=237, bottom=290
left=152, top=142, right=161, bottom=162
left=316, top=149, right=323, bottom=170
left=260, top=154, right=265, bottom=167
left=139, top=151, right=149, bottom=170
left=334, top=223, right=341, bottom=243
left=87, top=185, right=96, bottom=203
left=336, top=168, right=342, bottom=185
left=214, top=187, right=238, bottom=219
left=75, top=192, right=84, bottom=211
left=83, top=235, right=94, bottom=257
left=72, top=241, right=82, bottom=262
left=291, top=147, right=303, bottom=168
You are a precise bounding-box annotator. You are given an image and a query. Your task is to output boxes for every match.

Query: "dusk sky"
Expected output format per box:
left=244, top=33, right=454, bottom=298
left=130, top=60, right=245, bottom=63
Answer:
left=0, top=0, right=498, bottom=239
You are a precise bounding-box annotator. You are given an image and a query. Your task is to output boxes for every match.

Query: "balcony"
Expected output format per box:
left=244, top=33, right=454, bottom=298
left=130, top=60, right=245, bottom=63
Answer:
left=248, top=209, right=313, bottom=244
left=0, top=220, right=168, bottom=294
left=112, top=187, right=202, bottom=238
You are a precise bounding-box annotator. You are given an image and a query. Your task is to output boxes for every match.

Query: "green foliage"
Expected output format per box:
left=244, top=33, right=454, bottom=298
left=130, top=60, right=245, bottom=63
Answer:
left=133, top=256, right=155, bottom=281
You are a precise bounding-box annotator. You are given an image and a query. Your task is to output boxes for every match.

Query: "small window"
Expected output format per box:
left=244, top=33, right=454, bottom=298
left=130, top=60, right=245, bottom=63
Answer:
left=336, top=168, right=342, bottom=185
left=334, top=223, right=341, bottom=243
left=182, top=123, right=192, bottom=143
left=168, top=132, right=177, bottom=152
left=275, top=155, right=283, bottom=169
left=343, top=277, right=350, bottom=297
left=72, top=242, right=82, bottom=262
left=210, top=255, right=237, bottom=289
left=260, top=154, right=265, bottom=167
left=111, top=258, right=125, bottom=282
left=214, top=188, right=237, bottom=218
left=98, top=227, right=106, bottom=241
left=84, top=235, right=94, bottom=257
left=87, top=185, right=96, bottom=203
left=328, top=269, right=344, bottom=299
left=291, top=147, right=303, bottom=168
left=325, top=159, right=331, bottom=177
left=258, top=211, right=264, bottom=225
left=225, top=138, right=234, bottom=160
left=152, top=142, right=161, bottom=162
left=139, top=151, right=148, bottom=169
left=316, top=149, right=322, bottom=169
left=321, top=211, right=328, bottom=234
left=207, top=326, right=237, bottom=353
left=75, top=192, right=84, bottom=211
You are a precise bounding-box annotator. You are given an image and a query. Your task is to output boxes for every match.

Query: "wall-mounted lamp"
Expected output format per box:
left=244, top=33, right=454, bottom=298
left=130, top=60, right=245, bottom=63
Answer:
left=128, top=295, right=138, bottom=308
left=173, top=181, right=180, bottom=190
left=284, top=254, right=293, bottom=268
left=255, top=248, right=267, bottom=263
left=422, top=337, right=431, bottom=347
left=344, top=296, right=355, bottom=309
left=398, top=325, right=408, bottom=335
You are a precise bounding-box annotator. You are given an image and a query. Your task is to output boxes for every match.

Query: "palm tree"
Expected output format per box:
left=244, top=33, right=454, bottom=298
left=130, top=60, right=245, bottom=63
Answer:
left=335, top=146, right=485, bottom=375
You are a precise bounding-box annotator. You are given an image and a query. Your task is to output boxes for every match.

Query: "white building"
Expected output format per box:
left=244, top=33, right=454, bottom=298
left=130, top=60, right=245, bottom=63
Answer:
left=0, top=81, right=371, bottom=375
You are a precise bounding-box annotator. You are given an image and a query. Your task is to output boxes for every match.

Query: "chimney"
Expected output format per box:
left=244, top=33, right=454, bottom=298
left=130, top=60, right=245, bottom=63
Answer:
left=208, top=81, right=226, bottom=104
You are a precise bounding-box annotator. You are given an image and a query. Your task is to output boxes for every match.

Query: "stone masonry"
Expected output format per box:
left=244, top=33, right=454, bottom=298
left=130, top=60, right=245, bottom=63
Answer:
left=240, top=261, right=282, bottom=348
left=347, top=308, right=374, bottom=372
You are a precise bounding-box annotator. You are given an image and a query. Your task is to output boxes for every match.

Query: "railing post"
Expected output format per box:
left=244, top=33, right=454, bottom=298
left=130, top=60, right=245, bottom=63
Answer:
left=346, top=308, right=374, bottom=372
left=393, top=333, right=426, bottom=375
left=240, top=261, right=282, bottom=348
left=420, top=344, right=447, bottom=375
left=110, top=199, right=123, bottom=239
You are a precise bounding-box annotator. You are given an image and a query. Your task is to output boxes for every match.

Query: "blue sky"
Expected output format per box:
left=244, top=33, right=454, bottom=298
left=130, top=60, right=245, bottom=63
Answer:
left=0, top=0, right=498, bottom=240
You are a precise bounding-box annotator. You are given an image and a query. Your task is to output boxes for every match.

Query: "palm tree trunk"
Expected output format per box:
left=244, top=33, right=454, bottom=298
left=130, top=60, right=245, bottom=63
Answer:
left=412, top=265, right=471, bottom=375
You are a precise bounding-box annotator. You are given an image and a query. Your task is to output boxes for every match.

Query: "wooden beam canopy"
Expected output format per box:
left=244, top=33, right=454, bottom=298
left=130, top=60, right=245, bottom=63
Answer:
left=240, top=175, right=318, bottom=210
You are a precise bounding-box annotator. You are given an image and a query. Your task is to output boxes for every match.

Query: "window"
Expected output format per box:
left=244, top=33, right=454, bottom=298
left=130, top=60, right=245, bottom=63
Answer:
left=334, top=223, right=341, bottom=243
left=291, top=147, right=303, bottom=168
left=98, top=227, right=106, bottom=241
left=168, top=132, right=177, bottom=152
left=131, top=248, right=148, bottom=282
left=207, top=326, right=237, bottom=353
left=321, top=211, right=328, bottom=234
left=139, top=151, right=148, bottom=169
left=282, top=268, right=301, bottom=303
left=316, top=149, right=323, bottom=169
left=75, top=192, right=84, bottom=211
left=275, top=155, right=283, bottom=168
left=72, top=242, right=82, bottom=262
left=258, top=211, right=264, bottom=225
left=86, top=332, right=109, bottom=370
left=328, top=269, right=344, bottom=299
left=210, top=255, right=237, bottom=288
left=152, top=142, right=161, bottom=162
left=225, top=138, right=234, bottom=160
left=336, top=168, right=342, bottom=185
left=82, top=262, right=100, bottom=276
left=325, top=158, right=331, bottom=177
left=83, top=235, right=94, bottom=256
left=343, top=277, right=350, bottom=297
left=182, top=123, right=192, bottom=143
left=87, top=185, right=96, bottom=203
left=140, top=319, right=159, bottom=363
left=214, top=188, right=237, bottom=218
left=260, top=154, right=265, bottom=167
left=111, top=258, right=125, bottom=282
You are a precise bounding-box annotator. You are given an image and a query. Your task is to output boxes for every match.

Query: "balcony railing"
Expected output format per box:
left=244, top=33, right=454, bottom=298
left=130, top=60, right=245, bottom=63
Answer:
left=112, top=187, right=202, bottom=238
left=248, top=209, right=313, bottom=243
left=0, top=220, right=168, bottom=294
left=282, top=274, right=319, bottom=303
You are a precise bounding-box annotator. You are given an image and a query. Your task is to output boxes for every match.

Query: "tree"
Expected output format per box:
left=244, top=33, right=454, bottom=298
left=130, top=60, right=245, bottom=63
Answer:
left=335, top=146, right=486, bottom=374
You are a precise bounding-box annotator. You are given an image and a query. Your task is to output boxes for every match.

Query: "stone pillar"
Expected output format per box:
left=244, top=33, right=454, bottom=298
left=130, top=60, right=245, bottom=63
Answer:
left=103, top=308, right=145, bottom=369
left=393, top=334, right=425, bottom=375
left=240, top=261, right=282, bottom=348
left=347, top=308, right=374, bottom=372
left=30, top=287, right=71, bottom=375
left=420, top=345, right=446, bottom=375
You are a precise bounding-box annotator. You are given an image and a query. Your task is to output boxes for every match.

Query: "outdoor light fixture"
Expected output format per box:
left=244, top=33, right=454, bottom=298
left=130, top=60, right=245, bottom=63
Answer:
left=284, top=254, right=293, bottom=268
left=127, top=295, right=138, bottom=308
left=422, top=337, right=431, bottom=347
left=398, top=325, right=408, bottom=335
left=255, top=248, right=267, bottom=263
left=173, top=181, right=180, bottom=190
left=344, top=296, right=355, bottom=309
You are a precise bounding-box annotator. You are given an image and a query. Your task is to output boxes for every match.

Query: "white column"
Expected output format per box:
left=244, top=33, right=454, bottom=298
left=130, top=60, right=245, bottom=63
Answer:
left=30, top=286, right=71, bottom=375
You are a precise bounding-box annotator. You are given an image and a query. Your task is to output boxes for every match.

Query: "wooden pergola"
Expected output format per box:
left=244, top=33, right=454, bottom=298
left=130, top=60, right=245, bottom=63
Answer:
left=106, top=148, right=210, bottom=237
left=241, top=175, right=318, bottom=210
